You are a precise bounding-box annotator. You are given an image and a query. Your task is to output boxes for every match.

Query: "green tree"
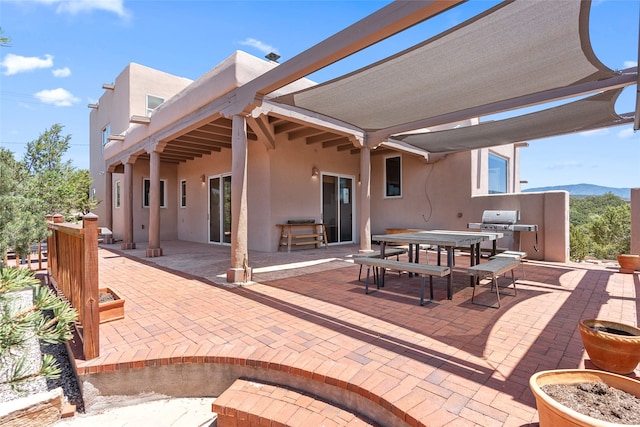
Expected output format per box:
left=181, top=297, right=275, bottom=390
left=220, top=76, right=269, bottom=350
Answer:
left=589, top=204, right=631, bottom=260
left=0, top=149, right=46, bottom=263
left=569, top=224, right=591, bottom=262
left=0, top=28, right=10, bottom=47
left=23, top=124, right=96, bottom=221
left=0, top=125, right=96, bottom=263
left=570, top=193, right=627, bottom=228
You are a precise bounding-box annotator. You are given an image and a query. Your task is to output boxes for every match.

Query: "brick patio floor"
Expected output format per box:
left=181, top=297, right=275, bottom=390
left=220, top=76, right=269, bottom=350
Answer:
left=73, top=241, right=639, bottom=426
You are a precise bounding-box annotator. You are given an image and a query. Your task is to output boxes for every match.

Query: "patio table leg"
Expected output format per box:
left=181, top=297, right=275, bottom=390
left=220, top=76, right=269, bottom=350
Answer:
left=380, top=242, right=386, bottom=287
left=447, top=247, right=454, bottom=299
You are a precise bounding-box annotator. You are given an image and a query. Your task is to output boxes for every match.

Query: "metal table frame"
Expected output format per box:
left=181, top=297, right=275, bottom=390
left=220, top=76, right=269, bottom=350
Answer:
left=372, top=230, right=503, bottom=300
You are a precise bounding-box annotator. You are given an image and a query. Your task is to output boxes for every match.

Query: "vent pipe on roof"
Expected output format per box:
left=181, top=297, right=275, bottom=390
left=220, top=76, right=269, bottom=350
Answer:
left=265, top=52, right=281, bottom=63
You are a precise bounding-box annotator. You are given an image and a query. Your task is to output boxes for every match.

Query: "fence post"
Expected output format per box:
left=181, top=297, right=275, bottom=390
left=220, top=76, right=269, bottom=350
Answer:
left=82, top=213, right=100, bottom=359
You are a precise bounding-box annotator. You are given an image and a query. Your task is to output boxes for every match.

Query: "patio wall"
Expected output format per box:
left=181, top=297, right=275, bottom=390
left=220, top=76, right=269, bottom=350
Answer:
left=369, top=150, right=568, bottom=262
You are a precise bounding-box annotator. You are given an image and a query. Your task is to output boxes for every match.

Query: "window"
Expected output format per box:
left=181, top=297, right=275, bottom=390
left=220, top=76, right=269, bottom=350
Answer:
left=101, top=124, right=110, bottom=152
left=180, top=180, right=186, bottom=208
left=384, top=155, right=402, bottom=197
left=146, top=95, right=164, bottom=116
left=114, top=181, right=121, bottom=208
left=488, top=153, right=508, bottom=194
left=142, top=178, right=166, bottom=208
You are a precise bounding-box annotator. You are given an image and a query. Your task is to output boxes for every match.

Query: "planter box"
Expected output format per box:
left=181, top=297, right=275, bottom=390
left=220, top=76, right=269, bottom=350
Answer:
left=99, top=287, right=124, bottom=324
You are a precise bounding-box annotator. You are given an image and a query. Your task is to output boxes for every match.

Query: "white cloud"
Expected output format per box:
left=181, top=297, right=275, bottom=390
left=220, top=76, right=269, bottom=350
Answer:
left=238, top=38, right=278, bottom=55
left=624, top=60, right=637, bottom=69
left=579, top=128, right=609, bottom=137
left=52, top=67, right=71, bottom=78
left=1, top=53, right=53, bottom=75
left=34, top=88, right=81, bottom=107
left=545, top=160, right=582, bottom=171
left=19, top=0, right=129, bottom=18
left=618, top=127, right=636, bottom=139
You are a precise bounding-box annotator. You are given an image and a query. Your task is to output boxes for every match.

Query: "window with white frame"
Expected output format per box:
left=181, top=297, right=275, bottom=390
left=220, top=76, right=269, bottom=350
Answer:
left=101, top=124, right=110, bottom=152
left=488, top=152, right=508, bottom=194
left=384, top=155, right=402, bottom=198
left=146, top=95, right=164, bottom=117
left=180, top=180, right=186, bottom=208
left=142, top=178, right=166, bottom=208
left=114, top=180, right=121, bottom=208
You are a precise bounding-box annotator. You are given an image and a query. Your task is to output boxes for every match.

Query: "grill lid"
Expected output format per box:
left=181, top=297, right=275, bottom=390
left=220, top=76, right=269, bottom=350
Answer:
left=481, top=210, right=519, bottom=225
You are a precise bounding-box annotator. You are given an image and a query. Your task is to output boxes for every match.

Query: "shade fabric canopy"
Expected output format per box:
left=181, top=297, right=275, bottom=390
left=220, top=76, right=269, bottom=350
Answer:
left=392, top=90, right=632, bottom=153
left=271, top=0, right=632, bottom=153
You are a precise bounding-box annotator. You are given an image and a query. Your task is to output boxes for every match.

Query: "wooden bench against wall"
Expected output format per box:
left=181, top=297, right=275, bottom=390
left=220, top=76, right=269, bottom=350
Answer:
left=277, top=221, right=328, bottom=252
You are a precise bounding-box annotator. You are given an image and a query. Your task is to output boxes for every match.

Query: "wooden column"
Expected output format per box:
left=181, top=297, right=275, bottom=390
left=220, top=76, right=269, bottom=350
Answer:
left=81, top=213, right=100, bottom=360
left=146, top=151, right=162, bottom=257
left=227, top=115, right=251, bottom=283
left=121, top=162, right=136, bottom=250
left=104, top=171, right=113, bottom=232
left=359, top=146, right=373, bottom=253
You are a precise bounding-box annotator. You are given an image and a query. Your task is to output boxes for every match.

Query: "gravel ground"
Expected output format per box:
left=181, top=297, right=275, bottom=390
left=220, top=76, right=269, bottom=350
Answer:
left=0, top=288, right=83, bottom=411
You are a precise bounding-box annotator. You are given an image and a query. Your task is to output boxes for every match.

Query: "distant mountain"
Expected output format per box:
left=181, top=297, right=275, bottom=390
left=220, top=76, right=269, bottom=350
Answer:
left=522, top=183, right=632, bottom=200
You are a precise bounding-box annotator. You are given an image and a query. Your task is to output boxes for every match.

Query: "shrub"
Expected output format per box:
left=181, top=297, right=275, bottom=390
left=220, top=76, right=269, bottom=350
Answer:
left=0, top=266, right=77, bottom=393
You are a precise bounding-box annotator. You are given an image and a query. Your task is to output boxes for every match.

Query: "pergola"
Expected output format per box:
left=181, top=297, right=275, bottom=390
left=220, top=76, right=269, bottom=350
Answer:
left=107, top=0, right=637, bottom=281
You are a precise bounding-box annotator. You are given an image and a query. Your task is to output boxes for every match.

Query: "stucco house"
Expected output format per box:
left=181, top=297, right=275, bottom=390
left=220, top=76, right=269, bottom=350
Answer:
left=89, top=1, right=637, bottom=283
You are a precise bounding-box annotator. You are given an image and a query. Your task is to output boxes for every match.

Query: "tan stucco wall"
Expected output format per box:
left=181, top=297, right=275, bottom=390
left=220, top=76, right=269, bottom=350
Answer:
left=174, top=149, right=233, bottom=244
left=267, top=135, right=360, bottom=252
left=371, top=151, right=474, bottom=234
left=91, top=55, right=570, bottom=261
left=90, top=63, right=192, bottom=225
left=368, top=150, right=567, bottom=262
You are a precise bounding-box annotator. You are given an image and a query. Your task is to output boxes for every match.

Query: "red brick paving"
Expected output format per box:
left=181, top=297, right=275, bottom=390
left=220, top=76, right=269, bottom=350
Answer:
left=74, top=243, right=639, bottom=426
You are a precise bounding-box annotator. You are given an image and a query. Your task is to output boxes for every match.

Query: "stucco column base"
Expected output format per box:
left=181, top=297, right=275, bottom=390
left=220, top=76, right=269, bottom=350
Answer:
left=358, top=249, right=376, bottom=255
left=227, top=267, right=252, bottom=284
left=146, top=248, right=163, bottom=257
left=121, top=242, right=136, bottom=250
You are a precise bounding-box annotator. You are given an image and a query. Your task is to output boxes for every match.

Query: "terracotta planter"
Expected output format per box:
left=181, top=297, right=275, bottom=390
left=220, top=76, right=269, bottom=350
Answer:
left=530, top=369, right=640, bottom=427
left=616, top=254, right=640, bottom=273
left=579, top=319, right=640, bottom=374
left=99, top=287, right=125, bottom=324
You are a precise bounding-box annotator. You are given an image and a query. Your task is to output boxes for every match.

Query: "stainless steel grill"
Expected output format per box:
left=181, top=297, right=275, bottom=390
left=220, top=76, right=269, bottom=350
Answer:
left=468, top=210, right=538, bottom=251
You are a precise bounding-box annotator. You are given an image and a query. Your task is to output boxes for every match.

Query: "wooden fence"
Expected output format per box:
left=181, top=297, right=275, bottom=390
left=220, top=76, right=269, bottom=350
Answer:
left=47, top=213, right=100, bottom=360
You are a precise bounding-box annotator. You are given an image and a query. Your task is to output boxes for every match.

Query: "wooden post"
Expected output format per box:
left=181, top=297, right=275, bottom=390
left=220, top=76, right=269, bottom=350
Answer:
left=82, top=213, right=100, bottom=359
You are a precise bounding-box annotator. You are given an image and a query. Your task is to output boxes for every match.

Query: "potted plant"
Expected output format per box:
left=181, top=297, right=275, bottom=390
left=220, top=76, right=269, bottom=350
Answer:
left=578, top=319, right=640, bottom=375
left=616, top=254, right=640, bottom=273
left=98, top=287, right=125, bottom=323
left=530, top=369, right=640, bottom=426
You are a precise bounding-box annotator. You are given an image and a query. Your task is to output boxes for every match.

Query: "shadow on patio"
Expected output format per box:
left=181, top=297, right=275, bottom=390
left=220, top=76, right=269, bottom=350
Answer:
left=76, top=241, right=638, bottom=426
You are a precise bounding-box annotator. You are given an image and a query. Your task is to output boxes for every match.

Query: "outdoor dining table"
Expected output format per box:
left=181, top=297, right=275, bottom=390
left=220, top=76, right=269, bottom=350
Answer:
left=372, top=230, right=503, bottom=300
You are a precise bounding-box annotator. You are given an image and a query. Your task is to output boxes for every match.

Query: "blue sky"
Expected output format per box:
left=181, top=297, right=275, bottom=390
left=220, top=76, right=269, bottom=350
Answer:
left=0, top=0, right=638, bottom=189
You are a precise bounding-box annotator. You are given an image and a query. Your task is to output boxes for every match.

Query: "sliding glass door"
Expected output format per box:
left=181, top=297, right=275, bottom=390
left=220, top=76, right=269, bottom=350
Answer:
left=209, top=175, right=231, bottom=244
left=321, top=174, right=354, bottom=244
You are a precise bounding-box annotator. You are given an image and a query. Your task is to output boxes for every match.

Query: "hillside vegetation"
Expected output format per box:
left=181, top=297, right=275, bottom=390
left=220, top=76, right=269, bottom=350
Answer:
left=569, top=193, right=630, bottom=261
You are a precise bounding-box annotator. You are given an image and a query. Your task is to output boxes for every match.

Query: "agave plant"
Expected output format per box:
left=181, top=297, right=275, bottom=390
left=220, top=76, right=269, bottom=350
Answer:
left=0, top=265, right=77, bottom=392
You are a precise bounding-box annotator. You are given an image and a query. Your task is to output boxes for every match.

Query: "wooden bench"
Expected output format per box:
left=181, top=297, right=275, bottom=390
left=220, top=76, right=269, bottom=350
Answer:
left=353, top=257, right=450, bottom=306
left=212, top=379, right=375, bottom=426
left=467, top=258, right=520, bottom=308
left=277, top=222, right=328, bottom=252
left=353, top=247, right=408, bottom=282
